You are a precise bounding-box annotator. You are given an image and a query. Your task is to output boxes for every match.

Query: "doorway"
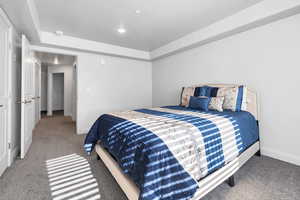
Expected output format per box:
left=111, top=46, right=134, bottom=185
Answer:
left=17, top=44, right=78, bottom=160
left=34, top=51, right=77, bottom=122
left=52, top=73, right=64, bottom=116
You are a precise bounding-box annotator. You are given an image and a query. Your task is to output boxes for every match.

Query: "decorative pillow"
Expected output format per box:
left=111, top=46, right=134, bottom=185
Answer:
left=209, top=96, right=225, bottom=112
left=188, top=96, right=211, bottom=111
left=194, top=87, right=206, bottom=97
left=238, top=85, right=248, bottom=111
left=181, top=85, right=247, bottom=110
left=181, top=87, right=195, bottom=107
left=210, top=87, right=219, bottom=97
left=217, top=87, right=239, bottom=111
left=194, top=86, right=209, bottom=97
left=194, top=86, right=219, bottom=97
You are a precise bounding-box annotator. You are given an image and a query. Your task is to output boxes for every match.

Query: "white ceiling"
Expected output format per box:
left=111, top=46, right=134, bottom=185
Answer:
left=34, top=0, right=262, bottom=51
left=0, top=0, right=40, bottom=42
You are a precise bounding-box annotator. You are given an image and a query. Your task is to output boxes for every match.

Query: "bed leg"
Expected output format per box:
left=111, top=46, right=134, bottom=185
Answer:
left=227, top=175, right=235, bottom=187
left=96, top=154, right=100, bottom=160
left=255, top=150, right=261, bottom=157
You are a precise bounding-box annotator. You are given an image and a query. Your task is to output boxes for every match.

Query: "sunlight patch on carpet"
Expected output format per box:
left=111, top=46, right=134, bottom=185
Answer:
left=46, top=154, right=101, bottom=200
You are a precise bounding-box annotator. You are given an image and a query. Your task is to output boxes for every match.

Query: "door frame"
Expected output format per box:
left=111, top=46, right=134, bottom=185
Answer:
left=0, top=8, right=14, bottom=167
left=47, top=71, right=65, bottom=116
left=31, top=45, right=78, bottom=133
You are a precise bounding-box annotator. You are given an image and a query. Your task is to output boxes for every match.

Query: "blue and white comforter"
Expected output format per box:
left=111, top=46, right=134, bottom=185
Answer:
left=84, top=106, right=246, bottom=200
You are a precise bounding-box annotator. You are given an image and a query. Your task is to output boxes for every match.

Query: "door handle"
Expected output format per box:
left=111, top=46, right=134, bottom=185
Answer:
left=16, top=100, right=32, bottom=104
left=0, top=105, right=3, bottom=108
left=25, top=100, right=32, bottom=104
left=17, top=100, right=33, bottom=104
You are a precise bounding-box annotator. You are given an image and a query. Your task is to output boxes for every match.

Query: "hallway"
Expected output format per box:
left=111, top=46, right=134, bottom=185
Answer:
left=0, top=115, right=127, bottom=200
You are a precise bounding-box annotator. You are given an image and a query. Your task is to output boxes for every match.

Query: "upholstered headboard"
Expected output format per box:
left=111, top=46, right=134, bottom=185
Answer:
left=190, top=84, right=259, bottom=120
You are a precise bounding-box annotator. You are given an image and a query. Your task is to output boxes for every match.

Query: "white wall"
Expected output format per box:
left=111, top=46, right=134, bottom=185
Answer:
left=152, top=14, right=300, bottom=166
left=76, top=53, right=152, bottom=134
left=47, top=65, right=74, bottom=116
left=52, top=73, right=64, bottom=111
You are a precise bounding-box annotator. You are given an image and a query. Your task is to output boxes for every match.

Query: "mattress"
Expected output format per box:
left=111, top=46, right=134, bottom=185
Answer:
left=84, top=106, right=259, bottom=200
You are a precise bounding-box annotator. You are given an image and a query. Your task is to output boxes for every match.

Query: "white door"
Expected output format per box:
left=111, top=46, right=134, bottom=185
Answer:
left=21, top=35, right=35, bottom=159
left=34, top=62, right=41, bottom=124
left=0, top=14, right=9, bottom=176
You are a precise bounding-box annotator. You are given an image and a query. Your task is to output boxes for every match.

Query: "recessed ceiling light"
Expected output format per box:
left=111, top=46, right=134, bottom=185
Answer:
left=117, top=27, right=126, bottom=34
left=135, top=10, right=141, bottom=14
left=54, top=56, right=59, bottom=65
left=100, top=57, right=105, bottom=65
left=55, top=30, right=64, bottom=36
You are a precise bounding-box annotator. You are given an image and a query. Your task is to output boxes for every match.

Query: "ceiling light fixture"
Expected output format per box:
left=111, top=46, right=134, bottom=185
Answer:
left=54, top=56, right=59, bottom=65
left=135, top=10, right=141, bottom=14
left=117, top=27, right=126, bottom=34
left=100, top=58, right=105, bottom=65
left=55, top=30, right=64, bottom=36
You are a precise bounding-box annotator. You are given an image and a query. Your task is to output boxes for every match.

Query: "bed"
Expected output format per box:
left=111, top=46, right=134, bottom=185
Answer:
left=84, top=84, right=260, bottom=200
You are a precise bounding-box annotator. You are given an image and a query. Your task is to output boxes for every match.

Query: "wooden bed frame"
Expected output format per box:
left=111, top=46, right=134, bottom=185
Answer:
left=94, top=84, right=260, bottom=200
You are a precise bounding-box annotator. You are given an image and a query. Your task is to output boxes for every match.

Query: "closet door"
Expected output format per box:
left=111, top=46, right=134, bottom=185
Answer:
left=20, top=35, right=35, bottom=159
left=34, top=62, right=41, bottom=124
left=0, top=14, right=9, bottom=176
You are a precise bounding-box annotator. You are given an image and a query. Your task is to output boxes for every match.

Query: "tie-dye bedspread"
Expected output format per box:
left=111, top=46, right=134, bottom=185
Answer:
left=84, top=106, right=246, bottom=200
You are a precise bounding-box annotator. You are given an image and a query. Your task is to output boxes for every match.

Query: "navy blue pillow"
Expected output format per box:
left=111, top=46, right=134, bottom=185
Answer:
left=210, top=87, right=219, bottom=97
left=194, top=86, right=219, bottom=97
left=189, top=96, right=211, bottom=111
left=194, top=87, right=207, bottom=97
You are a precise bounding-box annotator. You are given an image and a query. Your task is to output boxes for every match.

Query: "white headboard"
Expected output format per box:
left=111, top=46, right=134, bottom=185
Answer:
left=191, top=84, right=259, bottom=120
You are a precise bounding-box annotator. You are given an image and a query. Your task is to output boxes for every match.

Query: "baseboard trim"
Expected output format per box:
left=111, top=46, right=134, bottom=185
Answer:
left=77, top=132, right=87, bottom=135
left=9, top=147, right=19, bottom=166
left=261, top=147, right=300, bottom=166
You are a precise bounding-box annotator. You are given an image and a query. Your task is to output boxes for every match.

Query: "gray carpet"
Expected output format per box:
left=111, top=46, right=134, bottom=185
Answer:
left=0, top=114, right=299, bottom=200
